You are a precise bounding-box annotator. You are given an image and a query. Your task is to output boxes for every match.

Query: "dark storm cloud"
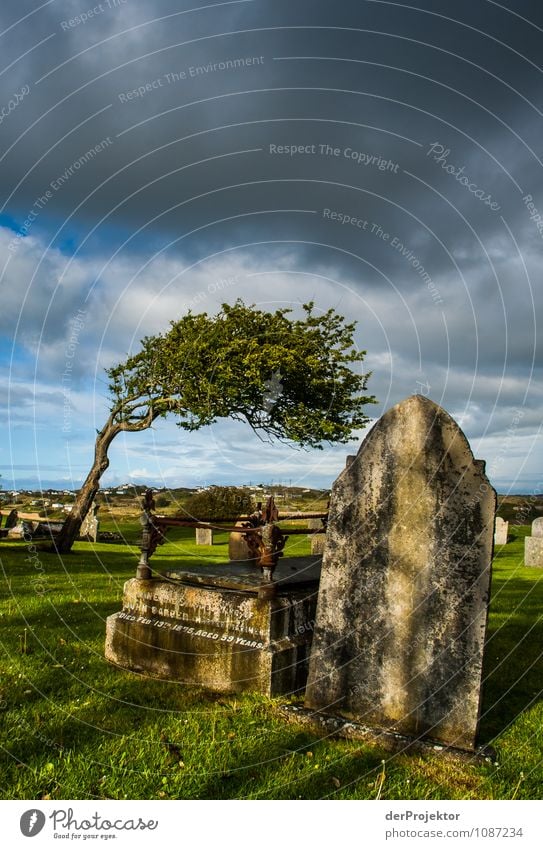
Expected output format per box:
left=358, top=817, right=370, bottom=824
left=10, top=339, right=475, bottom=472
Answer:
left=1, top=0, right=541, bottom=488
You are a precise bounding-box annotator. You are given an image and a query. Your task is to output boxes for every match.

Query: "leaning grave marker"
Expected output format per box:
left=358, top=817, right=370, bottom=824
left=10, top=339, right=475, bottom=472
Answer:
left=304, top=394, right=496, bottom=752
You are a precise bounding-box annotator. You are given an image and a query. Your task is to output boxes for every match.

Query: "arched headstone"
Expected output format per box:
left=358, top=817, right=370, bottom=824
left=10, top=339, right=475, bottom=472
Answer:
left=305, top=395, right=496, bottom=751
left=494, top=516, right=508, bottom=546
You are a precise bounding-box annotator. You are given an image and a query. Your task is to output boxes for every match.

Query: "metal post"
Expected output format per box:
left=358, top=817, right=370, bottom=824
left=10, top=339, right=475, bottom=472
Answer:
left=136, top=491, right=154, bottom=580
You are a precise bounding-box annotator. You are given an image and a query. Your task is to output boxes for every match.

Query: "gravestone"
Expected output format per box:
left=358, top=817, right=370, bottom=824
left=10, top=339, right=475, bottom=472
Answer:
left=228, top=528, right=249, bottom=561
left=79, top=504, right=100, bottom=542
left=524, top=518, right=543, bottom=567
left=105, top=556, right=321, bottom=695
left=307, top=519, right=322, bottom=531
left=304, top=395, right=496, bottom=752
left=195, top=527, right=213, bottom=545
left=525, top=538, right=543, bottom=567
left=494, top=516, right=508, bottom=546
left=4, top=509, right=18, bottom=529
left=311, top=534, right=326, bottom=555
left=228, top=523, right=253, bottom=562
left=7, top=523, right=26, bottom=539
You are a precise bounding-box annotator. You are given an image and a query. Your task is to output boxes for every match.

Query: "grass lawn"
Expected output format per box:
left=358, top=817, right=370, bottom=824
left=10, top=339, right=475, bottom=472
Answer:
left=0, top=524, right=542, bottom=800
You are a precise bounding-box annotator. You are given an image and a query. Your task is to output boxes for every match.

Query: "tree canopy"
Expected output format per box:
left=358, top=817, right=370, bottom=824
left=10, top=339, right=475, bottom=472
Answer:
left=107, top=299, right=376, bottom=447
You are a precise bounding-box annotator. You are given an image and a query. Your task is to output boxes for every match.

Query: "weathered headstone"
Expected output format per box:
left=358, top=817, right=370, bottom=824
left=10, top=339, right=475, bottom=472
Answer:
left=524, top=518, right=543, bottom=566
left=4, top=509, right=18, bottom=529
left=311, top=534, right=326, bottom=555
left=525, top=537, right=543, bottom=567
left=304, top=395, right=496, bottom=752
left=195, top=527, right=213, bottom=545
left=307, top=518, right=322, bottom=531
left=494, top=516, right=508, bottom=546
left=79, top=504, right=100, bottom=542
left=228, top=523, right=253, bottom=562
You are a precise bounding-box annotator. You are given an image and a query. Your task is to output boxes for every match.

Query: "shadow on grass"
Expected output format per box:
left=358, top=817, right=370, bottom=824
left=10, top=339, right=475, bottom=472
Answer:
left=479, top=570, right=543, bottom=742
left=195, top=726, right=386, bottom=800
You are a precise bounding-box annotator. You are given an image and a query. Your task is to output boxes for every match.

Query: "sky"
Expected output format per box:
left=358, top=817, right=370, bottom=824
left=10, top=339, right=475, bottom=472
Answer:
left=0, top=0, right=541, bottom=494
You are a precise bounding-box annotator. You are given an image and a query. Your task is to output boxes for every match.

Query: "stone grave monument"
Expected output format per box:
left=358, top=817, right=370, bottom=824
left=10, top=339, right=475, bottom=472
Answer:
left=105, top=493, right=321, bottom=696
left=228, top=526, right=251, bottom=561
left=310, top=533, right=326, bottom=555
left=304, top=395, right=496, bottom=752
left=307, top=517, right=326, bottom=555
left=494, top=516, right=508, bottom=546
left=524, top=517, right=543, bottom=567
left=79, top=503, right=100, bottom=542
left=195, top=527, right=213, bottom=545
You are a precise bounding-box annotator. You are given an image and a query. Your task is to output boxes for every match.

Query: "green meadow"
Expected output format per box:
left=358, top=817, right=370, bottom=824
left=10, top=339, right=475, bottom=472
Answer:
left=1, top=524, right=542, bottom=800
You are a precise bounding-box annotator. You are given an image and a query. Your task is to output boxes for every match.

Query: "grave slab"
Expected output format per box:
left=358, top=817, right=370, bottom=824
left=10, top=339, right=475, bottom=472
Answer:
left=105, top=556, right=320, bottom=696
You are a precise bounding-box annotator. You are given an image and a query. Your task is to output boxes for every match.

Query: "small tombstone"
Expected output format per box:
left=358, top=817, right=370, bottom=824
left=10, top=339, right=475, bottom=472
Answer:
left=307, top=518, right=322, bottom=531
left=311, top=534, right=326, bottom=555
left=525, top=537, right=543, bottom=567
left=524, top=517, right=543, bottom=567
left=228, top=506, right=263, bottom=562
left=195, top=527, right=213, bottom=545
left=304, top=395, right=496, bottom=752
left=494, top=516, right=508, bottom=546
left=4, top=510, right=18, bottom=529
left=229, top=523, right=253, bottom=562
left=79, top=504, right=100, bottom=542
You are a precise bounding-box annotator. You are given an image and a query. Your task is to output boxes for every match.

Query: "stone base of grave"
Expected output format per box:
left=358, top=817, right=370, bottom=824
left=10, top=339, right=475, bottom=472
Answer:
left=280, top=705, right=496, bottom=762
left=105, top=556, right=321, bottom=696
left=525, top=537, right=543, bottom=567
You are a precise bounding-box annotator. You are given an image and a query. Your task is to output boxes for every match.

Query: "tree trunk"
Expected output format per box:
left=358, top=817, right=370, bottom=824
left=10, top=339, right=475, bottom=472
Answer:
left=53, top=418, right=121, bottom=553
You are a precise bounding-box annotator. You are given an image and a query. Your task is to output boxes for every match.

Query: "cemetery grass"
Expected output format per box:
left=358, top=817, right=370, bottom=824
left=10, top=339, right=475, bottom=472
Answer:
left=1, top=526, right=542, bottom=801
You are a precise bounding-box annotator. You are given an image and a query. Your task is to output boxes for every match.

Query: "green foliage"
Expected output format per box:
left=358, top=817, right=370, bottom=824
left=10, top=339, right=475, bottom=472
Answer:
left=107, top=300, right=376, bottom=447
left=180, top=486, right=255, bottom=521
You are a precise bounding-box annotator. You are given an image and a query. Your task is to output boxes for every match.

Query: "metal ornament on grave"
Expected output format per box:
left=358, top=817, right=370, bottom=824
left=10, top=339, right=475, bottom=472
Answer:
left=136, top=492, right=288, bottom=589
left=245, top=496, right=287, bottom=584
left=136, top=490, right=164, bottom=579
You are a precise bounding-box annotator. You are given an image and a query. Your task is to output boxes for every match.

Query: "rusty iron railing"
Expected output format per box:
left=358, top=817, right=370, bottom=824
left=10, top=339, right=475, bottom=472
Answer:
left=136, top=489, right=327, bottom=585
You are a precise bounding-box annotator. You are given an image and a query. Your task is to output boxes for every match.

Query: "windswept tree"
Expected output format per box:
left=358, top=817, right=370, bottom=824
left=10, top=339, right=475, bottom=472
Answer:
left=54, top=300, right=376, bottom=553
